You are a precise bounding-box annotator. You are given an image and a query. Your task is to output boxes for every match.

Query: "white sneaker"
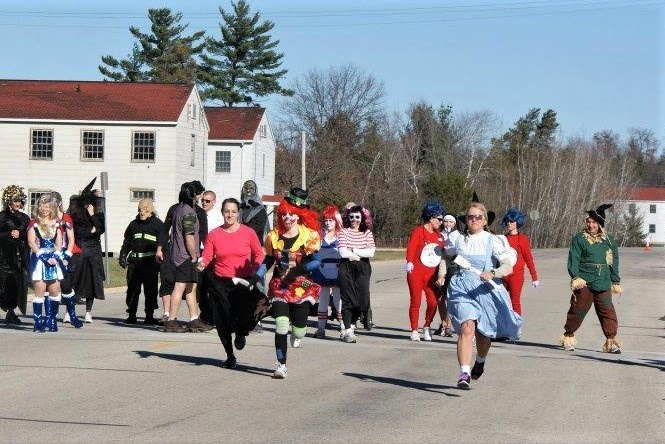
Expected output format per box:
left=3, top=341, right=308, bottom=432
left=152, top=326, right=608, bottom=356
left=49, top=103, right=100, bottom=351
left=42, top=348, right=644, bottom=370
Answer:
left=273, top=363, right=288, bottom=379
left=62, top=312, right=71, bottom=323
left=343, top=330, right=357, bottom=343
left=290, top=336, right=302, bottom=348
left=84, top=312, right=93, bottom=323
left=410, top=330, right=420, bottom=341
left=423, top=326, right=432, bottom=342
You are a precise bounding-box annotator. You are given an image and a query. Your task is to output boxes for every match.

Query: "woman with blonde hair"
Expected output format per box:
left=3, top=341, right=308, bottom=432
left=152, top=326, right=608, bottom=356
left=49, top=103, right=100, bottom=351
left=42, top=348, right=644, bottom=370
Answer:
left=438, top=201, right=522, bottom=389
left=28, top=194, right=64, bottom=332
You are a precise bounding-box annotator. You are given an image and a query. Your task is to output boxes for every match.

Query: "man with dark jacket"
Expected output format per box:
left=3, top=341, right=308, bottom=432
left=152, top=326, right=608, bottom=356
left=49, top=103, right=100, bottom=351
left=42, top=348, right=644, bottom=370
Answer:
left=119, top=199, right=164, bottom=325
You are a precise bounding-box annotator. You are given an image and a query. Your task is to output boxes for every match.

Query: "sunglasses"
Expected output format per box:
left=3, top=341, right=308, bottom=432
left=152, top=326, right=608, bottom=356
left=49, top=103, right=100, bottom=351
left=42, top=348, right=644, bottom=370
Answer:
left=201, top=199, right=213, bottom=204
left=466, top=214, right=484, bottom=221
left=435, top=217, right=444, bottom=222
left=348, top=214, right=362, bottom=221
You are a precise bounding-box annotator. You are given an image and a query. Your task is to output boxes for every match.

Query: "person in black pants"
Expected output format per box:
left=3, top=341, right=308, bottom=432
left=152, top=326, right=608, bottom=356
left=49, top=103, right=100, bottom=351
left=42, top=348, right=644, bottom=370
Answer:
left=119, top=199, right=164, bottom=325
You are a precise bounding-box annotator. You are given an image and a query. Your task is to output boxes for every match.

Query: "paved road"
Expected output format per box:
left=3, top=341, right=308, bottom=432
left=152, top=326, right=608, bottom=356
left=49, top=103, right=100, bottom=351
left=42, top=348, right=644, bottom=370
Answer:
left=1, top=248, right=663, bottom=444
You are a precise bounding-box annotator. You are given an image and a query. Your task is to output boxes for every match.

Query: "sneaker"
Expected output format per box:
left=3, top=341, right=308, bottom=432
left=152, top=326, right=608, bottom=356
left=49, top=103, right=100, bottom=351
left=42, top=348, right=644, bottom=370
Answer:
left=84, top=312, right=93, bottom=323
left=471, top=361, right=485, bottom=380
left=563, top=343, right=575, bottom=351
left=158, top=314, right=168, bottom=326
left=457, top=372, right=471, bottom=389
left=188, top=318, right=208, bottom=333
left=343, top=330, right=357, bottom=343
left=444, top=327, right=454, bottom=337
left=5, top=310, right=21, bottom=325
left=62, top=312, right=71, bottom=323
left=314, top=328, right=326, bottom=339
left=423, top=326, right=432, bottom=342
left=290, top=335, right=302, bottom=348
left=224, top=355, right=237, bottom=369
left=163, top=319, right=188, bottom=333
left=608, top=343, right=621, bottom=354
left=410, top=330, right=420, bottom=342
left=124, top=314, right=138, bottom=324
left=433, top=323, right=443, bottom=336
left=234, top=334, right=246, bottom=350
left=273, top=363, right=288, bottom=379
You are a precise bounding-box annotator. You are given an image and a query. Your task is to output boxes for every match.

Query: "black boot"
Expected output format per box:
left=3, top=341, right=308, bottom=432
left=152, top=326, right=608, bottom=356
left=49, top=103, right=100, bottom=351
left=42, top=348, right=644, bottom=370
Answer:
left=144, top=311, right=159, bottom=325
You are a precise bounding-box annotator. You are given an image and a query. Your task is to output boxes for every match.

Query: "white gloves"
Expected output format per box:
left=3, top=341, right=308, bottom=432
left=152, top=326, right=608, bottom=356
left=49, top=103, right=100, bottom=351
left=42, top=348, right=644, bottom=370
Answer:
left=405, top=262, right=414, bottom=273
left=532, top=280, right=540, bottom=288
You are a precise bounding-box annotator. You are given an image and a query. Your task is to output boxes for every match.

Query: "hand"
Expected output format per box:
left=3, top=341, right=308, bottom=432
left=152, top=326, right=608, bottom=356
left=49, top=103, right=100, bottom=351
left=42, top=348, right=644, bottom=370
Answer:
left=155, top=249, right=164, bottom=263
left=405, top=262, right=414, bottom=273
left=349, top=253, right=361, bottom=261
left=196, top=262, right=206, bottom=272
left=118, top=256, right=128, bottom=269
left=479, top=271, right=494, bottom=281
left=86, top=204, right=94, bottom=216
left=532, top=280, right=540, bottom=288
left=47, top=257, right=57, bottom=266
left=435, top=276, right=445, bottom=287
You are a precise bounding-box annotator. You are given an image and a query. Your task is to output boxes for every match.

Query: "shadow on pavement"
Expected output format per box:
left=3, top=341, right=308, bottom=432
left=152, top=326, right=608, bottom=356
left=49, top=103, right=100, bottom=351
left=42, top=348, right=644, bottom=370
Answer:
left=343, top=372, right=461, bottom=396
left=133, top=350, right=276, bottom=376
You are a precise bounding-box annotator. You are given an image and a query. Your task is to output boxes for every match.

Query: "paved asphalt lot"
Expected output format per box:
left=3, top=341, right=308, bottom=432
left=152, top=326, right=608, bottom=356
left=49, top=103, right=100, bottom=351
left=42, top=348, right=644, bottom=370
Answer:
left=1, top=248, right=663, bottom=444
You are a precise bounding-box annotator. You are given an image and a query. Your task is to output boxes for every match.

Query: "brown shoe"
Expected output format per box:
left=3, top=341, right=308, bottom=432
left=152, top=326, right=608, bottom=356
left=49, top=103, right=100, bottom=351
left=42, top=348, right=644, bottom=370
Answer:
left=188, top=318, right=210, bottom=333
left=164, top=320, right=188, bottom=333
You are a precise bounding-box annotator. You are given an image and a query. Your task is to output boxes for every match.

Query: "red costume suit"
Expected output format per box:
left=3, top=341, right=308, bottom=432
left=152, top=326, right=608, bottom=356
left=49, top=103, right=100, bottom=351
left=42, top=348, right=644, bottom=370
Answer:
left=406, top=225, right=445, bottom=331
left=502, top=232, right=538, bottom=315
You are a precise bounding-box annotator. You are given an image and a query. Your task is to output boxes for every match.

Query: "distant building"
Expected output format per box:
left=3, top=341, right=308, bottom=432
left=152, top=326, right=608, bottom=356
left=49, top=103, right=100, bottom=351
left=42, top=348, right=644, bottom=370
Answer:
left=0, top=79, right=275, bottom=253
left=622, top=187, right=665, bottom=244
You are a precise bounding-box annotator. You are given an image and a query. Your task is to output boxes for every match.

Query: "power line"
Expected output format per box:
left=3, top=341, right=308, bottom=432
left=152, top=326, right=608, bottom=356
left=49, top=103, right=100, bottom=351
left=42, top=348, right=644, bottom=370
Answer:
left=0, top=0, right=660, bottom=28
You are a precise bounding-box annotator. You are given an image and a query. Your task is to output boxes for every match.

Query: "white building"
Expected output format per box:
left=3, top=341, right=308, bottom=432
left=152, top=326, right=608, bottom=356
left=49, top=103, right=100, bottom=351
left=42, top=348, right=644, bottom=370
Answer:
left=0, top=80, right=275, bottom=253
left=623, top=187, right=665, bottom=245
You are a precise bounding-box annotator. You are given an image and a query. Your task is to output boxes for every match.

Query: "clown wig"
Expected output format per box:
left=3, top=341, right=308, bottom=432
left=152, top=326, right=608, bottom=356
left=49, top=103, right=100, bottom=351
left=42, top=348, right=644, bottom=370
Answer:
left=421, top=199, right=445, bottom=222
left=321, top=204, right=343, bottom=234
left=276, top=199, right=320, bottom=233
left=500, top=208, right=526, bottom=230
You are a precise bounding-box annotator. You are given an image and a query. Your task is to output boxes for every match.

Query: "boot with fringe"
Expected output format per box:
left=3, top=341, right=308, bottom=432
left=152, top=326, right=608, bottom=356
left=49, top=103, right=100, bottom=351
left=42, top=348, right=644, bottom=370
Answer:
left=603, top=338, right=621, bottom=354
left=559, top=334, right=577, bottom=351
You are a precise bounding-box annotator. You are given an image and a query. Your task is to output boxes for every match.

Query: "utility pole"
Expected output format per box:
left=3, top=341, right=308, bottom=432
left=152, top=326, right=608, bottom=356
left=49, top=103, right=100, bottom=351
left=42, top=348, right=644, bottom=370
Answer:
left=301, top=131, right=306, bottom=189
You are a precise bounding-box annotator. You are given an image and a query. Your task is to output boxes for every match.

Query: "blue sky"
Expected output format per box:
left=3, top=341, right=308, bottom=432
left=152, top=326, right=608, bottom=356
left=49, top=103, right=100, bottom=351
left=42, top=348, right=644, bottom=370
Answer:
left=1, top=0, right=663, bottom=143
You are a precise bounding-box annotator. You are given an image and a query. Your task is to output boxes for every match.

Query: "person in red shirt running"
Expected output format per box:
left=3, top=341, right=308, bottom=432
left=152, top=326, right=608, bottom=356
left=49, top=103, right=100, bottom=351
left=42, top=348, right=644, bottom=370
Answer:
left=499, top=208, right=539, bottom=316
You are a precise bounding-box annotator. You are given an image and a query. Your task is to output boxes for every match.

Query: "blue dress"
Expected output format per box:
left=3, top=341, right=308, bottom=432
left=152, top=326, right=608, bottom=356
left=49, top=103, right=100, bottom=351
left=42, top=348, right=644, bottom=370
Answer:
left=447, top=230, right=522, bottom=340
left=29, top=225, right=63, bottom=282
left=311, top=235, right=340, bottom=287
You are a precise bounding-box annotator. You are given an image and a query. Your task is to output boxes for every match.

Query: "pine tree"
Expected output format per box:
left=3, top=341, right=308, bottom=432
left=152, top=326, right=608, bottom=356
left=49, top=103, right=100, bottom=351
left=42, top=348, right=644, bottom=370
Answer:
left=99, top=8, right=204, bottom=83
left=199, top=0, right=293, bottom=106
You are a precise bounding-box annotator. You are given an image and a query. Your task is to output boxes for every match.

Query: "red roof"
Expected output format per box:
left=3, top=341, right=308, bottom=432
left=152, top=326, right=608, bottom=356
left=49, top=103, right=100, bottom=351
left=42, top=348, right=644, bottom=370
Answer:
left=625, top=187, right=665, bottom=202
left=205, top=106, right=265, bottom=141
left=0, top=80, right=194, bottom=122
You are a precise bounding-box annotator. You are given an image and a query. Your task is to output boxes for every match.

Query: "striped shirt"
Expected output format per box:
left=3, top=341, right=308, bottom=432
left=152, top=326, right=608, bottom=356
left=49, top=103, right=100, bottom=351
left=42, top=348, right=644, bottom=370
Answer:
left=338, top=228, right=375, bottom=250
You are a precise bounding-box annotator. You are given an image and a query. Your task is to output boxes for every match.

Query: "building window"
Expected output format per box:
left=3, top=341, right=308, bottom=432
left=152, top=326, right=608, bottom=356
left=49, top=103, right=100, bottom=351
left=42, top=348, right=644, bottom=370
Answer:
left=215, top=150, right=231, bottom=173
left=650, top=204, right=656, bottom=213
left=259, top=124, right=267, bottom=138
left=81, top=130, right=104, bottom=160
left=648, top=224, right=656, bottom=234
left=30, top=129, right=54, bottom=159
left=188, top=103, right=198, bottom=120
left=130, top=189, right=155, bottom=201
left=132, top=132, right=156, bottom=162
left=28, top=190, right=51, bottom=216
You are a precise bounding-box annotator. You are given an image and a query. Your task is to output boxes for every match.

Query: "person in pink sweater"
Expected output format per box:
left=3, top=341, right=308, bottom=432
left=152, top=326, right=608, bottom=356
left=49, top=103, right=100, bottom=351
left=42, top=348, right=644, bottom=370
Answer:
left=500, top=208, right=539, bottom=316
left=198, top=198, right=265, bottom=369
